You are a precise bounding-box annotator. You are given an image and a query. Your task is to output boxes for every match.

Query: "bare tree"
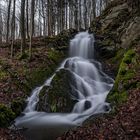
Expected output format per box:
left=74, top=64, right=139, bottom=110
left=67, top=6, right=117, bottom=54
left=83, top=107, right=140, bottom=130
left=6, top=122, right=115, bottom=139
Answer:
left=26, top=0, right=29, bottom=39
left=0, top=0, right=111, bottom=57
left=11, top=0, right=16, bottom=58
left=0, top=5, right=3, bottom=43
left=6, top=0, right=12, bottom=43
left=29, top=0, right=35, bottom=59
left=20, top=0, right=26, bottom=56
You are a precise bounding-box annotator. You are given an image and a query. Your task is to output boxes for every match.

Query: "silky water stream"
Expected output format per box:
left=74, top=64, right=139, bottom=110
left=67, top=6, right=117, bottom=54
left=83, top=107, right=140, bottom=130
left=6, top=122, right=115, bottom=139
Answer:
left=14, top=32, right=114, bottom=140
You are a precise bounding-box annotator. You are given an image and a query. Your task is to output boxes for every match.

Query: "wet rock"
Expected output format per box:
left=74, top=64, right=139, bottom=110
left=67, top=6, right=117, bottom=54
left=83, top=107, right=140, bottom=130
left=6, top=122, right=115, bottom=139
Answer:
left=100, top=46, right=116, bottom=58
left=95, top=39, right=116, bottom=59
left=84, top=100, right=91, bottom=110
left=37, top=69, right=77, bottom=112
left=36, top=86, right=50, bottom=112
left=11, top=98, right=26, bottom=116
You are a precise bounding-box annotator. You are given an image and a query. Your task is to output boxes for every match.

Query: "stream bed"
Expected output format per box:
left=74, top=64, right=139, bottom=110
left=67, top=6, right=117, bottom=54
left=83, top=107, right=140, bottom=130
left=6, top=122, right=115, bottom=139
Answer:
left=14, top=32, right=114, bottom=140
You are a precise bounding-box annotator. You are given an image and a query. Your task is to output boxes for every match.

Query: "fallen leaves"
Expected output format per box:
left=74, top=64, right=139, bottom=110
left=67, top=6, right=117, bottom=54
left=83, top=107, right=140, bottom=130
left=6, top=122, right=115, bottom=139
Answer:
left=58, top=89, right=140, bottom=140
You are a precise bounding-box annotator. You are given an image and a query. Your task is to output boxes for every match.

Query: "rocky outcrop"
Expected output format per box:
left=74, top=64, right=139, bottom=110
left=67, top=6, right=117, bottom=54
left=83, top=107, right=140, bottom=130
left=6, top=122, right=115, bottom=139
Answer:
left=90, top=0, right=140, bottom=108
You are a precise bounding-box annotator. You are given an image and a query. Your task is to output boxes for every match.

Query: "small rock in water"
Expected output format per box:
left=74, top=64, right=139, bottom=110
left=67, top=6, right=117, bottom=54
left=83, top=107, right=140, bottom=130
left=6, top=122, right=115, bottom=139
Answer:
left=103, top=104, right=110, bottom=112
left=84, top=100, right=91, bottom=110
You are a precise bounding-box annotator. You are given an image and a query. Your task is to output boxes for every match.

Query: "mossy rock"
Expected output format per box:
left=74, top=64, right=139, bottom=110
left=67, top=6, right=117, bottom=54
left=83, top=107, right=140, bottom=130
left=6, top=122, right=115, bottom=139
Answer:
left=95, top=38, right=117, bottom=59
left=36, top=86, right=50, bottom=112
left=107, top=49, right=137, bottom=106
left=11, top=98, right=26, bottom=116
left=43, top=29, right=77, bottom=48
left=27, top=49, right=66, bottom=88
left=39, top=86, right=49, bottom=98
left=28, top=68, right=52, bottom=88
left=37, top=69, right=77, bottom=112
left=114, top=49, right=136, bottom=90
left=0, top=104, right=15, bottom=127
left=108, top=91, right=128, bottom=105
left=47, top=49, right=65, bottom=63
left=122, top=49, right=135, bottom=64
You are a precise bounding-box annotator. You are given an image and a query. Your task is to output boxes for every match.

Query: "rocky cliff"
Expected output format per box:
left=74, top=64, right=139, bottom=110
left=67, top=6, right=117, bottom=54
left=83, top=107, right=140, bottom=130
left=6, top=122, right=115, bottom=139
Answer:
left=59, top=1, right=140, bottom=139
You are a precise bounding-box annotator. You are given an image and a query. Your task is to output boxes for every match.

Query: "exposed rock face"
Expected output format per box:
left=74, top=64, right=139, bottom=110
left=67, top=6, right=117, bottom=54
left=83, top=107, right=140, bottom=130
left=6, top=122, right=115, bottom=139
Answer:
left=90, top=0, right=140, bottom=107
left=121, top=17, right=140, bottom=48
left=37, top=69, right=77, bottom=112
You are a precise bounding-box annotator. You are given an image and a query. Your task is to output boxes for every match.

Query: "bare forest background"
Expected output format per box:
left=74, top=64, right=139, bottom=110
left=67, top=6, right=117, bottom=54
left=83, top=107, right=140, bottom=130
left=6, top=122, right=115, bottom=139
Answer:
left=0, top=0, right=139, bottom=58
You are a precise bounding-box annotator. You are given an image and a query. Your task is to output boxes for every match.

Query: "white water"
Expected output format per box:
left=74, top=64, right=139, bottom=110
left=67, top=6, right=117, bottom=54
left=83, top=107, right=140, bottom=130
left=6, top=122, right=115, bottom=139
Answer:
left=14, top=32, right=114, bottom=140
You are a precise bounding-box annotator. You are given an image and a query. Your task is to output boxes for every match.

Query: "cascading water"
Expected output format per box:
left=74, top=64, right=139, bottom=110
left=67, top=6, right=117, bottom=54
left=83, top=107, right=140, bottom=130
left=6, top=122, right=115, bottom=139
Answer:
left=14, top=32, right=114, bottom=140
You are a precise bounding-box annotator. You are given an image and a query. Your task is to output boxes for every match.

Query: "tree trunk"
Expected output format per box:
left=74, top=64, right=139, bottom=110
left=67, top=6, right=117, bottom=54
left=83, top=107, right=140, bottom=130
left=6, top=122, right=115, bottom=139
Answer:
left=11, top=0, right=16, bottom=58
left=74, top=0, right=78, bottom=30
left=20, top=0, right=26, bottom=56
left=84, top=0, right=87, bottom=29
left=6, top=0, right=12, bottom=43
left=0, top=7, right=3, bottom=43
left=29, top=0, right=35, bottom=59
left=26, top=0, right=29, bottom=39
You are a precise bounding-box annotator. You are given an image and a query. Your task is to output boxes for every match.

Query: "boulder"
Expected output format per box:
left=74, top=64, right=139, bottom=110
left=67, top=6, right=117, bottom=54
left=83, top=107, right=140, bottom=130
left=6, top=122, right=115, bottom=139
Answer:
left=37, top=69, right=77, bottom=112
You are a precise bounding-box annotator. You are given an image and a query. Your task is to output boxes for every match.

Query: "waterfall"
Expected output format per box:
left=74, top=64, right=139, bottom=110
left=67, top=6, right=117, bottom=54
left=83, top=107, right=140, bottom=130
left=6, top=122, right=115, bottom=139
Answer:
left=14, top=32, right=114, bottom=140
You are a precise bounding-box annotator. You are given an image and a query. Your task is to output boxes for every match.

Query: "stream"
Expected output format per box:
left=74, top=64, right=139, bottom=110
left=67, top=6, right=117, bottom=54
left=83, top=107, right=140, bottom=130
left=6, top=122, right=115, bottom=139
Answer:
left=14, top=32, right=114, bottom=140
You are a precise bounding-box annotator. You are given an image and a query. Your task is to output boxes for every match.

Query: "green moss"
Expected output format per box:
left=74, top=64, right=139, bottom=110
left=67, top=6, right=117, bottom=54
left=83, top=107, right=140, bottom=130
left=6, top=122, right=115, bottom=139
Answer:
left=0, top=70, right=8, bottom=79
left=123, top=49, right=135, bottom=64
left=17, top=53, right=29, bottom=60
left=111, top=49, right=124, bottom=64
left=50, top=103, right=57, bottom=112
left=39, top=86, right=48, bottom=98
left=0, top=104, right=15, bottom=127
left=11, top=98, right=26, bottom=116
left=124, top=80, right=137, bottom=90
left=48, top=69, right=75, bottom=112
left=115, top=49, right=136, bottom=88
left=122, top=71, right=135, bottom=80
left=118, top=63, right=127, bottom=75
left=29, top=68, right=50, bottom=87
left=47, top=49, right=65, bottom=62
left=136, top=82, right=140, bottom=88
left=0, top=60, right=9, bottom=80
left=27, top=48, right=66, bottom=88
left=37, top=69, right=76, bottom=112
left=107, top=49, right=136, bottom=106
left=108, top=91, right=128, bottom=105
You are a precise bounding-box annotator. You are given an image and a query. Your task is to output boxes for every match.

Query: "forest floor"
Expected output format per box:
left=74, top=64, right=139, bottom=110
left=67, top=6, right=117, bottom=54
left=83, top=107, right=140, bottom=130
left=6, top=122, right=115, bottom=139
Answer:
left=1, top=42, right=140, bottom=140
left=1, top=43, right=140, bottom=140
left=0, top=128, right=24, bottom=140
left=0, top=37, right=66, bottom=140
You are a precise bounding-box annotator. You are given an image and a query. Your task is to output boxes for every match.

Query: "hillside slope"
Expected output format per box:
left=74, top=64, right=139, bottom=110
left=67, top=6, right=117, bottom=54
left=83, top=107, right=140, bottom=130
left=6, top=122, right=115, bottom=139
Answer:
left=59, top=1, right=140, bottom=139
